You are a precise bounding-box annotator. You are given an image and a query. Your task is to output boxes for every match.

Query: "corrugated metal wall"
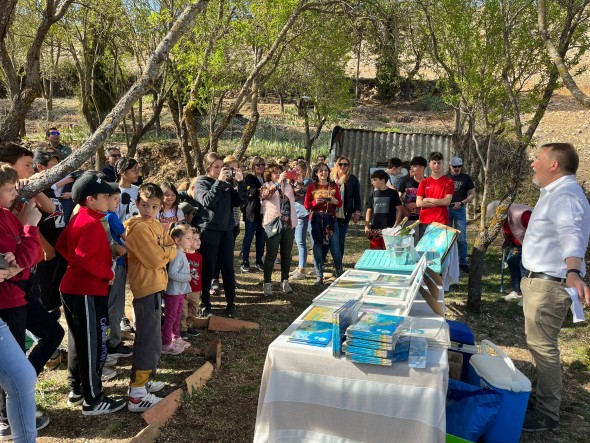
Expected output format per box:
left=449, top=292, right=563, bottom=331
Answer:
left=331, top=128, right=454, bottom=208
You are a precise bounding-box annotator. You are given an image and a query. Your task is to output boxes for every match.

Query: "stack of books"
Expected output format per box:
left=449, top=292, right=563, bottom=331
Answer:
left=288, top=306, right=336, bottom=347
left=344, top=312, right=405, bottom=366
left=332, top=299, right=362, bottom=357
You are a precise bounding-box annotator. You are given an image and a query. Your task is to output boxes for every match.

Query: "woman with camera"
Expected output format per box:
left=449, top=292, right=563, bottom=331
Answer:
left=304, top=162, right=344, bottom=285
left=240, top=156, right=266, bottom=273
left=290, top=160, right=313, bottom=280
left=194, top=153, right=246, bottom=318
left=260, top=164, right=297, bottom=296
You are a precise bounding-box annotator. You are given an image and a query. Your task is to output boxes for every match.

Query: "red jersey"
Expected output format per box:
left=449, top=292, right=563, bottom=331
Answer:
left=185, top=250, right=202, bottom=292
left=417, top=175, right=455, bottom=225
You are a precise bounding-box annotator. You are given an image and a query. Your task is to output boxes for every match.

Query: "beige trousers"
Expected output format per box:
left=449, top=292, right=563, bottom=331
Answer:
left=181, top=291, right=201, bottom=331
left=522, top=277, right=571, bottom=422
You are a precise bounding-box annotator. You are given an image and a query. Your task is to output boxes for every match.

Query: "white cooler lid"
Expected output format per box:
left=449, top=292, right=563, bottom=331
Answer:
left=471, top=354, right=531, bottom=392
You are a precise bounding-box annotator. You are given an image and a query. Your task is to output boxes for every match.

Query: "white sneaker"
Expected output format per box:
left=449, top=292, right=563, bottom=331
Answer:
left=518, top=297, right=524, bottom=307
left=290, top=270, right=306, bottom=280
left=174, top=337, right=191, bottom=349
left=281, top=280, right=293, bottom=294
left=263, top=282, right=273, bottom=297
left=101, top=367, right=117, bottom=382
left=503, top=291, right=523, bottom=301
left=146, top=380, right=166, bottom=393
left=104, top=355, right=118, bottom=367
left=128, top=393, right=162, bottom=413
left=161, top=342, right=184, bottom=355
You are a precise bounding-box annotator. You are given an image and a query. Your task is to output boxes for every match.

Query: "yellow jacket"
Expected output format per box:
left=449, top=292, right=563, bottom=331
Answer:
left=124, top=216, right=177, bottom=298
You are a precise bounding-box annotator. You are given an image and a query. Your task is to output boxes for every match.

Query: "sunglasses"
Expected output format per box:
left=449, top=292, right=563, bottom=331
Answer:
left=49, top=131, right=60, bottom=136
left=338, top=163, right=349, bottom=167
left=452, top=165, right=463, bottom=169
left=255, top=163, right=266, bottom=167
left=109, top=153, right=122, bottom=158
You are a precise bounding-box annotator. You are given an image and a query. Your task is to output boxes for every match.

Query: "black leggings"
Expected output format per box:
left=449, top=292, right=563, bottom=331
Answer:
left=201, top=229, right=236, bottom=308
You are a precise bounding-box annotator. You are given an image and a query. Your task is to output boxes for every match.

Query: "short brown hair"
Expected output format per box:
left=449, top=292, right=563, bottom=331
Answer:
left=204, top=152, right=224, bottom=174
left=0, top=142, right=34, bottom=166
left=137, top=183, right=163, bottom=203
left=169, top=223, right=191, bottom=240
left=264, top=163, right=281, bottom=182
left=542, top=142, right=579, bottom=175
left=0, top=162, right=19, bottom=187
left=429, top=151, right=444, bottom=162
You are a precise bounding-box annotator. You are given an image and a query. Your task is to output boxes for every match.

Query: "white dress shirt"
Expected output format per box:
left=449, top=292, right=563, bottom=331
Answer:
left=522, top=175, right=590, bottom=277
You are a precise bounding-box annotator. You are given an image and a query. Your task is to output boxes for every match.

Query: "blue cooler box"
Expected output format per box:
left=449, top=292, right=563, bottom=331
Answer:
left=448, top=320, right=477, bottom=381
left=467, top=340, right=531, bottom=443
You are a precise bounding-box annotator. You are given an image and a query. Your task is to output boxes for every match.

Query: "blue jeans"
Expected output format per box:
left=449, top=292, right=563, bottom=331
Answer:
left=0, top=319, right=37, bottom=443
left=506, top=246, right=525, bottom=293
left=449, top=206, right=468, bottom=266
left=311, top=221, right=343, bottom=279
left=241, top=220, right=265, bottom=265
left=295, top=216, right=309, bottom=269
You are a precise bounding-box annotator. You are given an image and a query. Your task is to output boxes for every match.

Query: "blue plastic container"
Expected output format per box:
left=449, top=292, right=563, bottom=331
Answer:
left=448, top=320, right=477, bottom=382
left=467, top=340, right=531, bottom=443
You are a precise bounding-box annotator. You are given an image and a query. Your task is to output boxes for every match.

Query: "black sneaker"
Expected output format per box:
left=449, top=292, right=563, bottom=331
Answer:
left=225, top=304, right=237, bottom=318
left=200, top=306, right=212, bottom=318
left=120, top=317, right=134, bottom=333
left=68, top=391, right=84, bottom=406
left=107, top=343, right=133, bottom=358
left=240, top=263, right=250, bottom=272
left=255, top=262, right=264, bottom=272
left=314, top=277, right=324, bottom=286
left=522, top=409, right=559, bottom=432
left=82, top=396, right=126, bottom=416
left=180, top=330, right=189, bottom=340
left=36, top=415, right=50, bottom=431
left=187, top=327, right=200, bottom=337
left=0, top=422, right=12, bottom=440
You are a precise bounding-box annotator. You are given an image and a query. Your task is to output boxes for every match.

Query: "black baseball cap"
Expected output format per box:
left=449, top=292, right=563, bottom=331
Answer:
left=72, top=172, right=116, bottom=203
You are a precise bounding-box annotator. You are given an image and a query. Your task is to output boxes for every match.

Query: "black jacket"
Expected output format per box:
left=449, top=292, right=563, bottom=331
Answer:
left=243, top=173, right=263, bottom=223
left=341, top=174, right=362, bottom=220
left=194, top=176, right=246, bottom=232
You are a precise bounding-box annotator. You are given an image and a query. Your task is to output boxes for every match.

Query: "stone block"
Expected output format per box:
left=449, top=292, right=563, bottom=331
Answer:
left=185, top=362, right=214, bottom=394
left=208, top=315, right=259, bottom=332
left=141, top=388, right=182, bottom=427
left=130, top=424, right=160, bottom=443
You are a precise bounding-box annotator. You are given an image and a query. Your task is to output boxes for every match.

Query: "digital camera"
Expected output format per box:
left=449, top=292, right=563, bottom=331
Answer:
left=285, top=169, right=298, bottom=182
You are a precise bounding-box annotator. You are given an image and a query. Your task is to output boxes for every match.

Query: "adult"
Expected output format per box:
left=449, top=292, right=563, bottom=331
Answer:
left=278, top=157, right=290, bottom=172
left=447, top=157, right=476, bottom=272
left=194, top=153, right=246, bottom=318
left=210, top=156, right=242, bottom=295
left=520, top=143, right=590, bottom=432
left=385, top=157, right=408, bottom=190
left=44, top=127, right=72, bottom=160
left=331, top=155, right=361, bottom=257
left=397, top=156, right=427, bottom=243
left=260, top=164, right=297, bottom=296
left=486, top=200, right=531, bottom=303
left=315, top=154, right=326, bottom=165
left=102, top=147, right=122, bottom=182
left=177, top=178, right=199, bottom=207
left=240, top=157, right=266, bottom=273
left=290, top=160, right=313, bottom=280
left=416, top=152, right=454, bottom=239
left=115, top=157, right=140, bottom=222
left=304, top=162, right=343, bottom=285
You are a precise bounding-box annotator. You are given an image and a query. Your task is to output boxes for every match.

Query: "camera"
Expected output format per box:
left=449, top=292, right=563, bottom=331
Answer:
left=70, top=170, right=84, bottom=179
left=285, top=169, right=298, bottom=182
left=224, top=167, right=235, bottom=181
left=0, top=253, right=9, bottom=270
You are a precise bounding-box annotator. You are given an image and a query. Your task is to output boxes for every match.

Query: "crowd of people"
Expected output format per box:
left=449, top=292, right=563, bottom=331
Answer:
left=1, top=129, right=588, bottom=440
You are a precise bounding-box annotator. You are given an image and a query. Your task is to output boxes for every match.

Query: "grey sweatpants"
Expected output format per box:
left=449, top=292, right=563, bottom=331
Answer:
left=108, top=264, right=127, bottom=348
left=130, top=292, right=162, bottom=389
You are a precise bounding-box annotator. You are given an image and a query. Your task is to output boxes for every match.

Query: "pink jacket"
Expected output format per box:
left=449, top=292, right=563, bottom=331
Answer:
left=261, top=182, right=297, bottom=228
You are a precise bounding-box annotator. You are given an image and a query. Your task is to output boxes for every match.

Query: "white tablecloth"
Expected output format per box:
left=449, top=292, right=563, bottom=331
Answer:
left=254, top=308, right=448, bottom=443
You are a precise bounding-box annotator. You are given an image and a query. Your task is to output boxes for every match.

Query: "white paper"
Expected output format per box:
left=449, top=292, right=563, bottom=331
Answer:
left=565, top=288, right=585, bottom=323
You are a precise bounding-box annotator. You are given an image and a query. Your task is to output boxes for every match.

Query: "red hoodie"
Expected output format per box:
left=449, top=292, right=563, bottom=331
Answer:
left=56, top=206, right=114, bottom=296
left=0, top=208, right=40, bottom=309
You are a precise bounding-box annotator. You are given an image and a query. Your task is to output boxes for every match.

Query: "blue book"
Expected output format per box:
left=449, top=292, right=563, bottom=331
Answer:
left=344, top=343, right=392, bottom=358
left=347, top=338, right=394, bottom=350
left=332, top=299, right=361, bottom=357
left=289, top=321, right=333, bottom=346
left=346, top=353, right=393, bottom=366
left=346, top=312, right=404, bottom=343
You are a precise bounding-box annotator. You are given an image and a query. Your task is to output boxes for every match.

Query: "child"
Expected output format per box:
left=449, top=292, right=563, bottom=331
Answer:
left=115, top=157, right=140, bottom=222
left=365, top=169, right=403, bottom=250
left=104, top=187, right=133, bottom=360
left=55, top=172, right=126, bottom=416
left=158, top=181, right=184, bottom=231
left=181, top=228, right=202, bottom=339
left=124, top=183, right=177, bottom=413
left=162, top=224, right=193, bottom=353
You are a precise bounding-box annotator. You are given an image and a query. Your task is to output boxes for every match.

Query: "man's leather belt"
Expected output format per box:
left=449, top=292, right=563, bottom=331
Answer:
left=525, top=270, right=566, bottom=284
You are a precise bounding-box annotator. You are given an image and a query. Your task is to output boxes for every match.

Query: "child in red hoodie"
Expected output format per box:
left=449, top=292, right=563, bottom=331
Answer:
left=56, top=172, right=126, bottom=416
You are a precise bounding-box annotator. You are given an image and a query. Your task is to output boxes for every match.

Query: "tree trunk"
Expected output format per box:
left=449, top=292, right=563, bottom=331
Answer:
left=18, top=0, right=210, bottom=197
left=234, top=83, right=260, bottom=161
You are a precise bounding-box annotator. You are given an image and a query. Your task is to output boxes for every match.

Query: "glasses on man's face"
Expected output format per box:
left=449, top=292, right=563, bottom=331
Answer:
left=452, top=165, right=463, bottom=169
left=338, top=163, right=349, bottom=167
left=110, top=153, right=121, bottom=158
left=50, top=131, right=60, bottom=136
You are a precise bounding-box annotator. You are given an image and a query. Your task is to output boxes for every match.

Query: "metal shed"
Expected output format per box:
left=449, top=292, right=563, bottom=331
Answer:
left=329, top=126, right=455, bottom=208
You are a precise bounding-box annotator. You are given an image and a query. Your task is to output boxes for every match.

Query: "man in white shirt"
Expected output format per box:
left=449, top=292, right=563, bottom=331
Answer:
left=521, top=143, right=590, bottom=432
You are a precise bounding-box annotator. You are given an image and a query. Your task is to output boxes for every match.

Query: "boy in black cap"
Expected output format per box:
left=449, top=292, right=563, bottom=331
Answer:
left=56, top=172, right=126, bottom=416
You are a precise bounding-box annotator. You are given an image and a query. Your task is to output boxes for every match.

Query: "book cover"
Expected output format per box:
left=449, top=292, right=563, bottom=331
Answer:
left=339, top=269, right=379, bottom=281
left=332, top=299, right=362, bottom=357
left=314, top=289, right=362, bottom=306
left=331, top=279, right=369, bottom=290
left=347, top=337, right=394, bottom=350
left=347, top=312, right=404, bottom=342
left=343, top=343, right=392, bottom=358
left=364, top=285, right=407, bottom=301
left=289, top=320, right=333, bottom=346
left=374, top=273, right=413, bottom=285
left=346, top=353, right=393, bottom=366
left=303, top=306, right=336, bottom=322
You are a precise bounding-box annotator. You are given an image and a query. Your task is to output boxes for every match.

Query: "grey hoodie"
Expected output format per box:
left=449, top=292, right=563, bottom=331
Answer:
left=166, top=248, right=191, bottom=295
